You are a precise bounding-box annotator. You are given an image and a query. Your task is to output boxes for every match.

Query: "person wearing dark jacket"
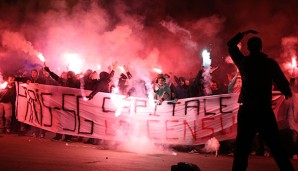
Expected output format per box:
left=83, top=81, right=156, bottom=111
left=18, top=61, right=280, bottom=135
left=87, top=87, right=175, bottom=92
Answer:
left=0, top=75, right=16, bottom=133
left=173, top=76, right=189, bottom=99
left=33, top=69, right=58, bottom=138
left=44, top=67, right=80, bottom=142
left=84, top=71, right=113, bottom=145
left=40, top=68, right=58, bottom=86
left=16, top=69, right=44, bottom=136
left=117, top=67, right=133, bottom=96
left=44, top=67, right=80, bottom=88
left=228, top=30, right=295, bottom=171
left=87, top=71, right=112, bottom=99
left=188, top=69, right=205, bottom=97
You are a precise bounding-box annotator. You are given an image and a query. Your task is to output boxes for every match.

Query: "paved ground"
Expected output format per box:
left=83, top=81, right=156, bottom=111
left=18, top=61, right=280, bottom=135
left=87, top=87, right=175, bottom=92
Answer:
left=0, top=132, right=297, bottom=171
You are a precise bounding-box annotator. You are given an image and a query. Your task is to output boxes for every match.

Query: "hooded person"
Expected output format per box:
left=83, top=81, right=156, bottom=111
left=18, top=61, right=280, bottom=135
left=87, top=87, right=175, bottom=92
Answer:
left=85, top=71, right=113, bottom=145
left=87, top=71, right=112, bottom=99
left=43, top=67, right=80, bottom=141
left=64, top=71, right=80, bottom=88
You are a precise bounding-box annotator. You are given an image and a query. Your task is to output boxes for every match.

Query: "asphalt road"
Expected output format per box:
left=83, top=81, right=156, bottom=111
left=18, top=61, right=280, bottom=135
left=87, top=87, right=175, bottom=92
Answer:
left=0, top=133, right=297, bottom=171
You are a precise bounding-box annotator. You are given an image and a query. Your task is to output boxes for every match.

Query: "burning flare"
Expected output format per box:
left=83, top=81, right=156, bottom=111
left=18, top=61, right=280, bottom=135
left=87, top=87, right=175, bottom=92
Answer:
left=63, top=53, right=83, bottom=74
left=291, top=56, right=297, bottom=77
left=0, top=82, right=7, bottom=89
left=201, top=49, right=212, bottom=95
left=152, top=68, right=162, bottom=74
left=37, top=53, right=45, bottom=62
left=292, top=56, right=297, bottom=68
left=202, top=49, right=211, bottom=67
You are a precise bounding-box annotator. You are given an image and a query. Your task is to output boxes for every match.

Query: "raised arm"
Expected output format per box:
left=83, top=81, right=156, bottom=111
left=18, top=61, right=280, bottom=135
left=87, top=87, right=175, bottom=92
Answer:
left=123, top=65, right=132, bottom=79
left=228, top=72, right=239, bottom=93
left=44, top=67, right=60, bottom=81
left=227, top=30, right=258, bottom=65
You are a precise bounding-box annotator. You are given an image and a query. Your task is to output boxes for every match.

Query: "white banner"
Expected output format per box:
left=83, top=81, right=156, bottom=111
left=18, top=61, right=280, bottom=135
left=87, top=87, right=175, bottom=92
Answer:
left=16, top=83, right=298, bottom=145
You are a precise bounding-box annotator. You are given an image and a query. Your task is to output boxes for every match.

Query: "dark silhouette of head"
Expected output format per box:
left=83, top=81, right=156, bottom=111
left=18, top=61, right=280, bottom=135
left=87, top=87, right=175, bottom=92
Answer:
left=247, top=36, right=262, bottom=53
left=100, top=71, right=110, bottom=81
left=118, top=73, right=127, bottom=86
left=83, top=69, right=93, bottom=77
left=67, top=71, right=75, bottom=79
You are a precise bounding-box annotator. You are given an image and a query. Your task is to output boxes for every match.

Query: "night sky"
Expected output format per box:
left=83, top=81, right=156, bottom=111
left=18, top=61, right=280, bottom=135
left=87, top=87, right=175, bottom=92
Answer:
left=0, top=0, right=297, bottom=84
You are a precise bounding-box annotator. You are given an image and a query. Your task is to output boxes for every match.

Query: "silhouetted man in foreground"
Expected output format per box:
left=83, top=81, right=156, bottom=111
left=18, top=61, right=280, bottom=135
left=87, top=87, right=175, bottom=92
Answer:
left=227, top=30, right=295, bottom=171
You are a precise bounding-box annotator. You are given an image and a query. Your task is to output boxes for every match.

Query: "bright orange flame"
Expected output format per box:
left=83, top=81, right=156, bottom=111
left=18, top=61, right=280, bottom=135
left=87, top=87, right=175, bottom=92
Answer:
left=152, top=68, right=162, bottom=74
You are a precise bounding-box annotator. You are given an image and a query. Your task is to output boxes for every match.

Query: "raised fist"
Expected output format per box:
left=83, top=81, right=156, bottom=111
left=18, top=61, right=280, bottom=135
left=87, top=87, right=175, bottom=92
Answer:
left=44, top=67, right=50, bottom=72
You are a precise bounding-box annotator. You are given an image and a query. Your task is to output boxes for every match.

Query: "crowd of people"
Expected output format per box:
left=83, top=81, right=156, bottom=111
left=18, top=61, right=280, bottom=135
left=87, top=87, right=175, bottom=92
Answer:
left=0, top=60, right=229, bottom=137
left=0, top=53, right=297, bottom=162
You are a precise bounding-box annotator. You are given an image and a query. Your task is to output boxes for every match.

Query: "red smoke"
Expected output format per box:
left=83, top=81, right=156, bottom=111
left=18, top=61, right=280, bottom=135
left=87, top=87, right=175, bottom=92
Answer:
left=0, top=0, right=297, bottom=82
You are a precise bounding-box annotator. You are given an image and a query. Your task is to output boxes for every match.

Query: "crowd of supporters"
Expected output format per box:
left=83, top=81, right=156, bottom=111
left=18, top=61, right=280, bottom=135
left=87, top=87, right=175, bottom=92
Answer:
left=0, top=62, right=297, bottom=159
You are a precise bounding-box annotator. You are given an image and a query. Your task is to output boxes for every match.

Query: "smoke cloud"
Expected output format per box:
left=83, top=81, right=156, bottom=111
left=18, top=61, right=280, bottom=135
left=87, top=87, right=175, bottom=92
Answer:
left=1, top=0, right=296, bottom=80
left=0, top=0, right=297, bottom=153
left=0, top=0, right=225, bottom=80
